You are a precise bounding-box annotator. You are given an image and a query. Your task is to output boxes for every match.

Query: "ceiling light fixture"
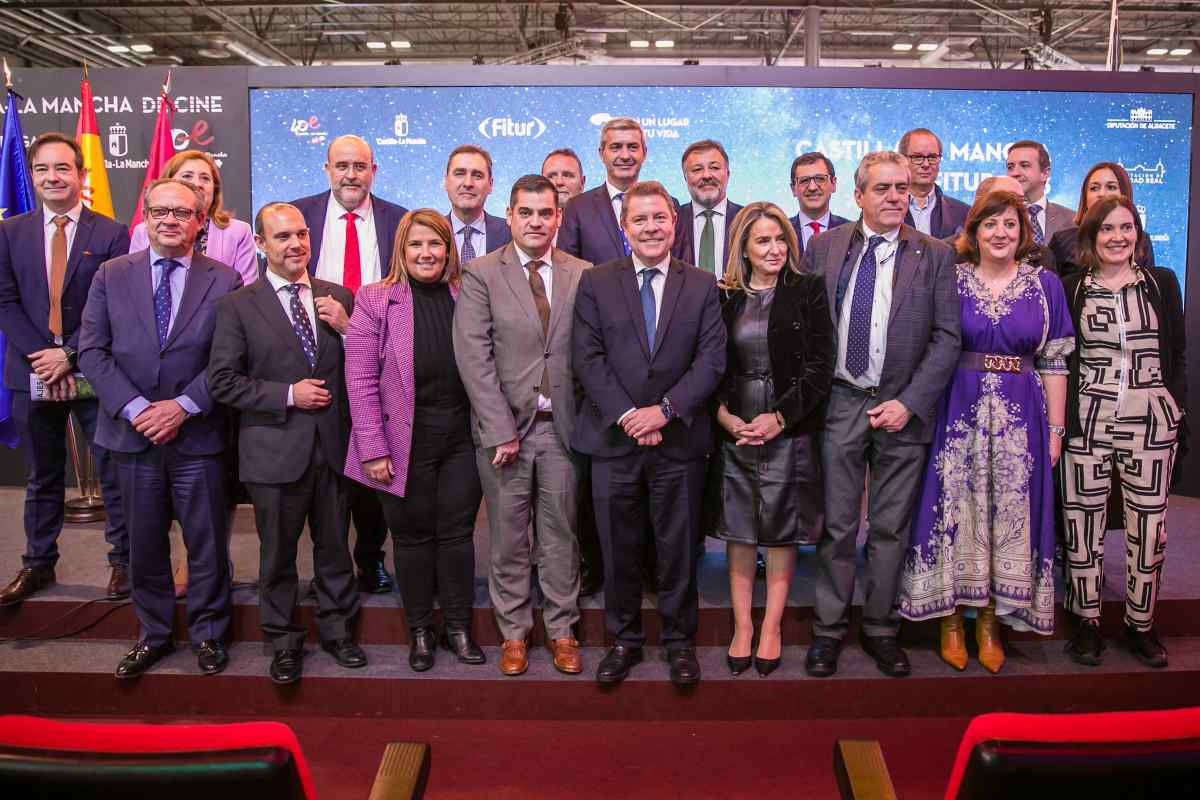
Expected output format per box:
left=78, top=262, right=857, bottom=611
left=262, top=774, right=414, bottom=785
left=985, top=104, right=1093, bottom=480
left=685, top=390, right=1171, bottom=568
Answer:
left=892, top=42, right=914, bottom=52
left=629, top=39, right=650, bottom=48
left=130, top=44, right=154, bottom=53
left=1169, top=46, right=1193, bottom=56
left=1145, top=43, right=1169, bottom=56
left=655, top=39, right=675, bottom=48
left=917, top=42, right=939, bottom=52
left=106, top=44, right=130, bottom=53
left=391, top=40, right=411, bottom=49
left=365, top=40, right=387, bottom=50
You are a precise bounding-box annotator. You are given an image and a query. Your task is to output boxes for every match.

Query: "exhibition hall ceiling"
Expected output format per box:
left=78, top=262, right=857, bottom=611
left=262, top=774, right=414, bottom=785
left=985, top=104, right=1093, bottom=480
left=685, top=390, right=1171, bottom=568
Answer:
left=4, top=1, right=1199, bottom=71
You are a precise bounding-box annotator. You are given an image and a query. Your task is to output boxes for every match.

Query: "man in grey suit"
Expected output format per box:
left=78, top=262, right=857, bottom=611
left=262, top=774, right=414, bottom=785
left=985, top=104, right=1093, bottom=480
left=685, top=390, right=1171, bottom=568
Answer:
left=802, top=151, right=961, bottom=679
left=453, top=175, right=590, bottom=677
left=1005, top=139, right=1075, bottom=244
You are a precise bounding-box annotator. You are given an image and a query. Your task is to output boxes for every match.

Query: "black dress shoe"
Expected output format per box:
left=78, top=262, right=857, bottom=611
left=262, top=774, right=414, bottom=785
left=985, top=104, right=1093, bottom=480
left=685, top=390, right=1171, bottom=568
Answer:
left=804, top=636, right=842, bottom=677
left=578, top=568, right=603, bottom=597
left=105, top=564, right=130, bottom=600
left=0, top=565, right=56, bottom=607
left=755, top=654, right=782, bottom=677
left=357, top=561, right=394, bottom=594
left=409, top=627, right=437, bottom=672
left=727, top=653, right=752, bottom=676
left=666, top=647, right=701, bottom=687
left=861, top=635, right=911, bottom=677
left=1065, top=619, right=1104, bottom=666
left=194, top=640, right=228, bottom=675
left=115, top=641, right=174, bottom=679
left=596, top=644, right=643, bottom=685
left=442, top=623, right=485, bottom=664
left=1126, top=625, right=1167, bottom=669
left=322, top=638, right=368, bottom=669
left=269, top=649, right=303, bottom=685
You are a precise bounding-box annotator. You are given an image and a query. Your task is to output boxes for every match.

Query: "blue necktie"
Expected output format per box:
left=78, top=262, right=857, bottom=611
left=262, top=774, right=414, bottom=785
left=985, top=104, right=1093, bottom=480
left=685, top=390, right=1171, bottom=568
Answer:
left=1028, top=203, right=1045, bottom=245
left=615, top=193, right=632, bottom=256
left=461, top=226, right=478, bottom=264
left=154, top=258, right=181, bottom=348
left=639, top=267, right=657, bottom=352
left=285, top=284, right=318, bottom=369
left=846, top=235, right=884, bottom=378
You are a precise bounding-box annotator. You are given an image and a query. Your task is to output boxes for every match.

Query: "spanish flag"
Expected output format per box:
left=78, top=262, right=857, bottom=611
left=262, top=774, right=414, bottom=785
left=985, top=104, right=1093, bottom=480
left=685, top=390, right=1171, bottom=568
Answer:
left=75, top=66, right=115, bottom=220
left=128, top=71, right=174, bottom=232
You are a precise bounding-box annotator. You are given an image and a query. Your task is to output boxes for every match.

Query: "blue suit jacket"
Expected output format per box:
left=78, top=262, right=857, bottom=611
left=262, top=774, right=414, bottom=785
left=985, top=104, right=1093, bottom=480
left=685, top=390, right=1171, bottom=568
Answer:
left=558, top=185, right=628, bottom=267
left=78, top=250, right=243, bottom=455
left=903, top=185, right=969, bottom=240
left=671, top=200, right=744, bottom=267
left=289, top=191, right=409, bottom=279
left=571, top=256, right=726, bottom=461
left=790, top=212, right=852, bottom=255
left=0, top=207, right=130, bottom=391
left=446, top=211, right=512, bottom=263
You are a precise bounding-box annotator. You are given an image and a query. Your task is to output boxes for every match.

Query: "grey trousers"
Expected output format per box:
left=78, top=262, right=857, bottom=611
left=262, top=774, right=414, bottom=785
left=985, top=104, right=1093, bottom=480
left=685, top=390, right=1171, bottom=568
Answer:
left=814, top=382, right=929, bottom=640
left=478, top=417, right=581, bottom=641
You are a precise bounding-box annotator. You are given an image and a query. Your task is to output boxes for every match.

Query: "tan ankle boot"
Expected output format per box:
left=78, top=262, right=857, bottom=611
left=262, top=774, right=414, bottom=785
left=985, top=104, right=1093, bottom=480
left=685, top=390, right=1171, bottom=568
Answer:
left=976, top=602, right=1005, bottom=673
left=939, top=610, right=968, bottom=671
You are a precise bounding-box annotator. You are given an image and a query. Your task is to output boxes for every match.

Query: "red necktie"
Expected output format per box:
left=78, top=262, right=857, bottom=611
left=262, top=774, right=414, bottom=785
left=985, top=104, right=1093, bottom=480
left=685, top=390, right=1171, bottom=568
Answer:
left=809, top=221, right=822, bottom=237
left=342, top=212, right=361, bottom=293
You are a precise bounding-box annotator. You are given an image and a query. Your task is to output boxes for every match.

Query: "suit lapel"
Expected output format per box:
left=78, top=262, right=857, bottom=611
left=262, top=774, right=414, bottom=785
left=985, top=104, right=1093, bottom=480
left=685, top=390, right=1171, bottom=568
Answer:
left=888, top=229, right=922, bottom=321
left=618, top=260, right=651, bottom=359
left=164, top=258, right=216, bottom=350
left=929, top=188, right=945, bottom=238
left=547, top=252, right=572, bottom=341
left=23, top=213, right=50, bottom=327
left=652, top=261, right=685, bottom=360
left=63, top=209, right=96, bottom=293
left=304, top=191, right=330, bottom=277
left=598, top=189, right=625, bottom=257
left=371, top=195, right=392, bottom=267
left=388, top=282, right=415, bottom=406
left=251, top=278, right=311, bottom=368
left=833, top=226, right=864, bottom=316
left=130, top=251, right=160, bottom=344
left=499, top=244, right=543, bottom=341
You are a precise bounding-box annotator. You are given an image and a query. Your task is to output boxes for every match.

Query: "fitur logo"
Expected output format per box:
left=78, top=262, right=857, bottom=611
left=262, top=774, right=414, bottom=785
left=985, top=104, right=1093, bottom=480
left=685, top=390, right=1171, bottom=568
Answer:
left=477, top=116, right=547, bottom=139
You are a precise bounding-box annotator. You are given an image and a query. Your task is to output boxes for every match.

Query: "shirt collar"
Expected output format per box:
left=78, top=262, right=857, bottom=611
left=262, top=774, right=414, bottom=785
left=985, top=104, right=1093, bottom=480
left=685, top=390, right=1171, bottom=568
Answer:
left=265, top=268, right=312, bottom=293
left=514, top=244, right=551, bottom=269
left=860, top=221, right=901, bottom=245
left=452, top=211, right=484, bottom=235
left=148, top=245, right=193, bottom=269
left=332, top=193, right=372, bottom=221
left=799, top=209, right=831, bottom=228
left=1085, top=265, right=1147, bottom=292
left=909, top=189, right=937, bottom=211
left=43, top=203, right=82, bottom=227
left=606, top=181, right=629, bottom=201
left=696, top=197, right=729, bottom=218
left=632, top=254, right=670, bottom=274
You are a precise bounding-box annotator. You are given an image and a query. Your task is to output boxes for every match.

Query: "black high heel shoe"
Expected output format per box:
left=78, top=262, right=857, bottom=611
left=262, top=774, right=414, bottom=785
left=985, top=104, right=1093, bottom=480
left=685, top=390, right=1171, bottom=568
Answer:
left=727, top=653, right=752, bottom=676
left=754, top=654, right=782, bottom=677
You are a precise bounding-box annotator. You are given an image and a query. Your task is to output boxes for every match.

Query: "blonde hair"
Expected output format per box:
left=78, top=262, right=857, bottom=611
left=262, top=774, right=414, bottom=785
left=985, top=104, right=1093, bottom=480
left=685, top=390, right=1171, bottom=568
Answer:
left=383, top=209, right=460, bottom=287
left=162, top=149, right=231, bottom=228
left=719, top=202, right=802, bottom=292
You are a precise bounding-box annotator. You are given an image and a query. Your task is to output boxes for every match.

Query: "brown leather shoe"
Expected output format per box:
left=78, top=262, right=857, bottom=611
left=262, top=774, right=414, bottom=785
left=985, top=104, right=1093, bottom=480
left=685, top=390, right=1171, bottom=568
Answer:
left=499, top=639, right=528, bottom=676
left=549, top=637, right=582, bottom=674
left=106, top=564, right=130, bottom=600
left=0, top=566, right=56, bottom=607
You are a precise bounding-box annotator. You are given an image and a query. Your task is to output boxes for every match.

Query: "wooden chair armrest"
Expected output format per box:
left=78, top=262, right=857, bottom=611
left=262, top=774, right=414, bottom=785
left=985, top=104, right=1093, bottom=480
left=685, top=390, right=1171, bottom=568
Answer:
left=834, top=739, right=898, bottom=800
left=368, top=742, right=430, bottom=800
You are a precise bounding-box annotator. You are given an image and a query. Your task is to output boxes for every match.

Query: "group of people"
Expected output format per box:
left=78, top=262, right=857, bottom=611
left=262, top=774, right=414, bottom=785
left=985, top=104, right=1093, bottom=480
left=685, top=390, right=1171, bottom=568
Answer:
left=0, top=115, right=1184, bottom=688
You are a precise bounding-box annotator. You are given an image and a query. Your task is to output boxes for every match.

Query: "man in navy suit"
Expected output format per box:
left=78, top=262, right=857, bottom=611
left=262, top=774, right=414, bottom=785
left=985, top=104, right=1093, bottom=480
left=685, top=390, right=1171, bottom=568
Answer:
left=790, top=151, right=852, bottom=253
left=558, top=117, right=647, bottom=266
left=444, top=144, right=511, bottom=264
left=671, top=139, right=743, bottom=277
left=79, top=178, right=243, bottom=679
left=898, top=128, right=969, bottom=240
left=0, top=132, right=131, bottom=607
left=572, top=181, right=726, bottom=688
left=290, top=133, right=405, bottom=594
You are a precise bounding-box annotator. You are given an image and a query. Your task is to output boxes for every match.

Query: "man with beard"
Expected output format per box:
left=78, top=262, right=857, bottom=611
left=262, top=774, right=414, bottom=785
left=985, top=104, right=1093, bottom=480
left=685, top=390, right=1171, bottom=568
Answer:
left=671, top=139, right=742, bottom=277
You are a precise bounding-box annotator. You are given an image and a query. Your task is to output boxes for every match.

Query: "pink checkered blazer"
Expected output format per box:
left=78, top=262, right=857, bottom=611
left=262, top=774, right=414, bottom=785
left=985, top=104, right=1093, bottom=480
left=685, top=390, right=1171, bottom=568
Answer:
left=343, top=279, right=459, bottom=498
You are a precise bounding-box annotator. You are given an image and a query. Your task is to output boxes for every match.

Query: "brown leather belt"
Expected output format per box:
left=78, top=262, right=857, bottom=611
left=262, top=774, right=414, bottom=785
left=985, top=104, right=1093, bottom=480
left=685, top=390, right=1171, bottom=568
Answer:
left=534, top=410, right=554, bottom=421
left=959, top=352, right=1035, bottom=374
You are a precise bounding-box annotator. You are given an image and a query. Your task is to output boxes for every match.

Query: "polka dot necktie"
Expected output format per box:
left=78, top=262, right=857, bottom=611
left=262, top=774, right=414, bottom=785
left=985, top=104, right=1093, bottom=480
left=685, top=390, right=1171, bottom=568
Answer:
left=285, top=283, right=318, bottom=369
left=845, top=236, right=884, bottom=378
left=154, top=258, right=182, bottom=348
left=1028, top=204, right=1045, bottom=245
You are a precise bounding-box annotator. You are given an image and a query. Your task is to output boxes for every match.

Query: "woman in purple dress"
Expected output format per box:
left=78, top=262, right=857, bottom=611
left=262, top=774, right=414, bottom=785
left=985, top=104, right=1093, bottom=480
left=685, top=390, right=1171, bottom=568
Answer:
left=899, top=190, right=1073, bottom=673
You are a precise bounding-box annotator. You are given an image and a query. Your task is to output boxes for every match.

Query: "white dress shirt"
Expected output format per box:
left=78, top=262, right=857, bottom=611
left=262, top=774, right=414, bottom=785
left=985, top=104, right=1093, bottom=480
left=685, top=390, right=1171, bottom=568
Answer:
left=42, top=203, right=82, bottom=345
left=316, top=194, right=380, bottom=286
left=798, top=210, right=832, bottom=250
left=452, top=212, right=487, bottom=264
left=617, top=254, right=671, bottom=424
left=266, top=269, right=318, bottom=408
left=691, top=197, right=729, bottom=278
left=515, top=243, right=554, bottom=411
left=908, top=190, right=937, bottom=235
left=835, top=223, right=900, bottom=388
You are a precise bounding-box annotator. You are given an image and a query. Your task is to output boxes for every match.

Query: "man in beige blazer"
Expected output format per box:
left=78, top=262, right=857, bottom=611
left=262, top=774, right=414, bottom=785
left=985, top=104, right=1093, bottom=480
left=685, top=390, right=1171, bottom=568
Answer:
left=452, top=174, right=591, bottom=677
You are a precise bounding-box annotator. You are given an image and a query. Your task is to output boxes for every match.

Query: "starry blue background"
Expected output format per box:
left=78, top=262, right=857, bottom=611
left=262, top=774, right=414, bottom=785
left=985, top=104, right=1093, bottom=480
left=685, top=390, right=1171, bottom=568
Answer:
left=250, top=85, right=1192, bottom=285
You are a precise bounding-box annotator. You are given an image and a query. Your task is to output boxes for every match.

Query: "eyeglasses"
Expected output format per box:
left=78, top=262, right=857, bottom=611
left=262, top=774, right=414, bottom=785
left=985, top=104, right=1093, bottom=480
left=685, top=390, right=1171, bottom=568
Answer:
left=905, top=154, right=941, bottom=165
left=147, top=206, right=198, bottom=221
left=793, top=174, right=831, bottom=187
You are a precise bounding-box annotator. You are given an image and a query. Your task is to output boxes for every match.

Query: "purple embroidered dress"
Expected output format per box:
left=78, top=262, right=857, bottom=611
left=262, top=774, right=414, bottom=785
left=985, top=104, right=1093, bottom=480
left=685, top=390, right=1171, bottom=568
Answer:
left=900, top=263, right=1074, bottom=633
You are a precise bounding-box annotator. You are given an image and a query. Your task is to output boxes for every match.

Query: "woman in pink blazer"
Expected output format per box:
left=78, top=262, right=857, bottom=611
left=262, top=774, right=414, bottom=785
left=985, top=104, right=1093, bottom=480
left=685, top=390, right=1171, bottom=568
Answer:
left=344, top=208, right=483, bottom=673
left=129, top=149, right=257, bottom=284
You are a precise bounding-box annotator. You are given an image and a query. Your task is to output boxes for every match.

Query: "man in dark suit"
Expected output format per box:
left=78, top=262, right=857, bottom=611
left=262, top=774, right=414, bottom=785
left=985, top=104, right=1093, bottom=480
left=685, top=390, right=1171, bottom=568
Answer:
left=789, top=151, right=852, bottom=253
left=572, top=181, right=726, bottom=688
left=898, top=128, right=969, bottom=240
left=290, top=133, right=404, bottom=594
left=444, top=144, right=511, bottom=264
left=79, top=178, right=243, bottom=679
left=0, top=133, right=131, bottom=606
left=1005, top=139, right=1075, bottom=244
left=801, top=152, right=960, bottom=680
left=209, top=202, right=365, bottom=685
left=671, top=139, right=743, bottom=277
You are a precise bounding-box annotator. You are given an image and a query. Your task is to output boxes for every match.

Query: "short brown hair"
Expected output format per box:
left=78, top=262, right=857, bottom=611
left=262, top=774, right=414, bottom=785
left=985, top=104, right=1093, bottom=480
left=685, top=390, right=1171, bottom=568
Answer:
left=385, top=208, right=461, bottom=287
left=445, top=144, right=494, bottom=178
left=1076, top=194, right=1144, bottom=274
left=163, top=149, right=232, bottom=228
left=508, top=174, right=559, bottom=208
left=897, top=128, right=942, bottom=156
left=29, top=132, right=83, bottom=172
left=680, top=139, right=729, bottom=169
left=719, top=202, right=802, bottom=292
left=791, top=151, right=835, bottom=183
left=954, top=190, right=1036, bottom=265
left=541, top=147, right=583, bottom=175
left=1007, top=139, right=1050, bottom=171
left=618, top=181, right=675, bottom=226
left=1074, top=161, right=1134, bottom=225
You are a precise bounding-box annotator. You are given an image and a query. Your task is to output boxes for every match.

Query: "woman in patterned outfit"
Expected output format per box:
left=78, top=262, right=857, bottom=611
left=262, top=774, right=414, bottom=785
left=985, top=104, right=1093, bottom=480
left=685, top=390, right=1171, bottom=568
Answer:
left=899, top=190, right=1073, bottom=673
left=1060, top=195, right=1186, bottom=669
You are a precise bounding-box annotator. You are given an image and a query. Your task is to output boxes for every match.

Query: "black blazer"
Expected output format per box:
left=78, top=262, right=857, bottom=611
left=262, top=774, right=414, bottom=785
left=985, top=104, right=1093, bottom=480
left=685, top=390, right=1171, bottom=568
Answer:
left=1061, top=266, right=1186, bottom=452
left=1048, top=226, right=1157, bottom=279
left=571, top=256, right=726, bottom=460
left=289, top=191, right=409, bottom=279
left=903, top=185, right=969, bottom=240
left=671, top=200, right=744, bottom=266
left=208, top=276, right=353, bottom=484
left=716, top=271, right=834, bottom=436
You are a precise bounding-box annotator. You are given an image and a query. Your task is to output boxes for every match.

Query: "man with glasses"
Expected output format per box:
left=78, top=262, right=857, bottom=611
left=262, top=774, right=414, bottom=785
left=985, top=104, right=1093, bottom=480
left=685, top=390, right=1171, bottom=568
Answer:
left=79, top=178, right=244, bottom=679
left=290, top=134, right=407, bottom=596
left=789, top=151, right=852, bottom=254
left=897, top=128, right=969, bottom=239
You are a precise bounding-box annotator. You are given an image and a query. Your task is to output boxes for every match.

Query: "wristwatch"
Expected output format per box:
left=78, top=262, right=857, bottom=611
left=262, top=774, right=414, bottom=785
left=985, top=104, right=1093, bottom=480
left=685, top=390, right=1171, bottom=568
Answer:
left=61, top=344, right=78, bottom=369
left=659, top=396, right=676, bottom=422
left=1048, top=424, right=1065, bottom=437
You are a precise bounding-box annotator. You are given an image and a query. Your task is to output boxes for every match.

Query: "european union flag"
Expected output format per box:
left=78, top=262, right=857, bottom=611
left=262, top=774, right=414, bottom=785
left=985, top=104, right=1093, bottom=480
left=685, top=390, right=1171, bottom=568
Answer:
left=0, top=86, right=34, bottom=448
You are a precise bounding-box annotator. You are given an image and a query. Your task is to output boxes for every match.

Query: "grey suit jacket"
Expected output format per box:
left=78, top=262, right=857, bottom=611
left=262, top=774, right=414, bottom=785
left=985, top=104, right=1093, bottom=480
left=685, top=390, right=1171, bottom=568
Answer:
left=801, top=222, right=961, bottom=444
left=1042, top=201, right=1075, bottom=239
left=452, top=242, right=590, bottom=452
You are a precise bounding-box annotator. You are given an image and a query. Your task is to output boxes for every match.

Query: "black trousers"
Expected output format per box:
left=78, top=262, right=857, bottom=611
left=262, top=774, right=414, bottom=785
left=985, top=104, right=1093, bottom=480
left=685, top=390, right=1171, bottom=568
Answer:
left=591, top=449, right=705, bottom=647
left=350, top=480, right=389, bottom=572
left=377, top=406, right=481, bottom=629
left=245, top=442, right=360, bottom=652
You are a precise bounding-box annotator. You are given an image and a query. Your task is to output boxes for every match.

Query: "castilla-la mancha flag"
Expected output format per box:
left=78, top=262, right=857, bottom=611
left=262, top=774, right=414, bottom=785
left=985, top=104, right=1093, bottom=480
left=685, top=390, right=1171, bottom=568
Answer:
left=75, top=67, right=115, bottom=219
left=128, top=71, right=175, bottom=231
